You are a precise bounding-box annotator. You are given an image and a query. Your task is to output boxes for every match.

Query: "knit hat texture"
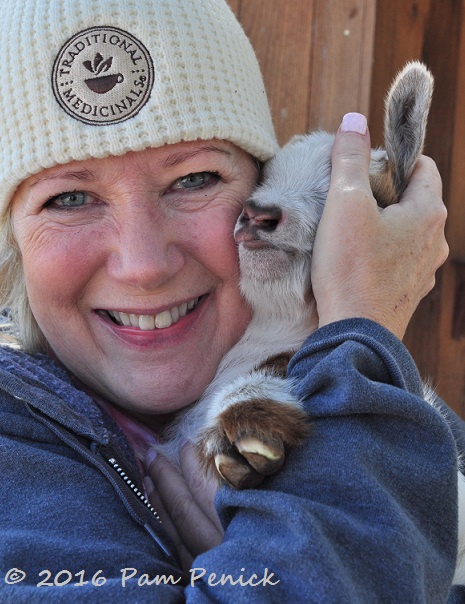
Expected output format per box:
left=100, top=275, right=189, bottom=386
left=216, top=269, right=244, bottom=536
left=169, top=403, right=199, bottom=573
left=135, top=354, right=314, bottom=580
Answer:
left=0, top=0, right=278, bottom=215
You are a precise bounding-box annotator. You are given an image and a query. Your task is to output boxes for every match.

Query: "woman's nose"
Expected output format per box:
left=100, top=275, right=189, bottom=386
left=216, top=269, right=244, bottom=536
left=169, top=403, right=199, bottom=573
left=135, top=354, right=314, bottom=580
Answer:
left=107, top=207, right=184, bottom=290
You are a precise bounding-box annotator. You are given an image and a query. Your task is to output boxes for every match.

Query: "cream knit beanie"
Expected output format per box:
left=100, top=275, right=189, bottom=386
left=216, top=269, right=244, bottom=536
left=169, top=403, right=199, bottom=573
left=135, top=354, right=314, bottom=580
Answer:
left=0, top=0, right=278, bottom=216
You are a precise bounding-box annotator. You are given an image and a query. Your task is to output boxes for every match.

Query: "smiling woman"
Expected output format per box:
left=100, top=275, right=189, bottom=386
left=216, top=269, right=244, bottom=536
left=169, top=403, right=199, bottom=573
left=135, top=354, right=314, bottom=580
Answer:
left=0, top=0, right=461, bottom=602
left=10, top=142, right=257, bottom=414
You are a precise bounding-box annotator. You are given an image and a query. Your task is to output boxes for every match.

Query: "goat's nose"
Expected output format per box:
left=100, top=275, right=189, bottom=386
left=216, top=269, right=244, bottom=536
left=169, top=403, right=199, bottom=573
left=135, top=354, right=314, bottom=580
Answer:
left=239, top=200, right=283, bottom=231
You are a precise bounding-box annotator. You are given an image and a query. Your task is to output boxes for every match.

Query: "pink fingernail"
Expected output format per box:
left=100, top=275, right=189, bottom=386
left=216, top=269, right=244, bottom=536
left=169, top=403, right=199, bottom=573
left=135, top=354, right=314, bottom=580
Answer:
left=341, top=112, right=367, bottom=134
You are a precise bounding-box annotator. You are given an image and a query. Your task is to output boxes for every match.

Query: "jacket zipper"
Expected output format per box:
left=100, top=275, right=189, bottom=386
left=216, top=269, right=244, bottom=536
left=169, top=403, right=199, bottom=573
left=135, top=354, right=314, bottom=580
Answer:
left=103, top=455, right=173, bottom=558
left=106, top=456, right=161, bottom=522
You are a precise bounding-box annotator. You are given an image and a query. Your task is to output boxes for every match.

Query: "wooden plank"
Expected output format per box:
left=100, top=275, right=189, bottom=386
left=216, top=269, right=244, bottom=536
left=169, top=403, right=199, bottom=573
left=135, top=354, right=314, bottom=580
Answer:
left=235, top=0, right=316, bottom=144
left=227, top=0, right=240, bottom=15
left=232, top=0, right=375, bottom=143
left=308, top=0, right=376, bottom=132
left=369, top=0, right=431, bottom=147
left=435, top=3, right=465, bottom=417
left=422, top=0, right=462, bottom=200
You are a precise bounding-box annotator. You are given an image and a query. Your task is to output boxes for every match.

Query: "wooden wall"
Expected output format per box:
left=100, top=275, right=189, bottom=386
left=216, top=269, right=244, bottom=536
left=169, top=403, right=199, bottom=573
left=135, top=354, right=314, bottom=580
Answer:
left=228, top=0, right=376, bottom=140
left=228, top=0, right=465, bottom=418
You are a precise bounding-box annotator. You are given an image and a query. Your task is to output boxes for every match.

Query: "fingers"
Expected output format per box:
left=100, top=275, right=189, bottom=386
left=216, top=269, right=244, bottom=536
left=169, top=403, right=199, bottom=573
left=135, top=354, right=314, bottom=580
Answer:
left=389, top=155, right=449, bottom=275
left=328, top=113, right=372, bottom=199
left=146, top=451, right=223, bottom=566
left=179, top=443, right=223, bottom=534
left=399, top=155, right=443, bottom=206
left=397, top=156, right=447, bottom=245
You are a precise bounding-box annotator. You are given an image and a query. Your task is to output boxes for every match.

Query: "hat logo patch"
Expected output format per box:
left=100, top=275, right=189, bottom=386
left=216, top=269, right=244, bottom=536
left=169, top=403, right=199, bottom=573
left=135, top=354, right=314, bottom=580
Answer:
left=83, top=53, right=124, bottom=94
left=52, top=26, right=154, bottom=125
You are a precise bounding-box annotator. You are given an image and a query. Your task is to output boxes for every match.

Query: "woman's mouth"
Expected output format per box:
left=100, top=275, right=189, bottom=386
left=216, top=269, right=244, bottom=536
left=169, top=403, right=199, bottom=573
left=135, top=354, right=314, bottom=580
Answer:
left=103, top=296, right=202, bottom=331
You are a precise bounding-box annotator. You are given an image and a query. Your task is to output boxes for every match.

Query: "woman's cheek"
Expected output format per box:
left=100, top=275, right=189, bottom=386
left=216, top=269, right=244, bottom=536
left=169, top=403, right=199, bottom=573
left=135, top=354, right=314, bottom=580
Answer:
left=195, top=212, right=240, bottom=276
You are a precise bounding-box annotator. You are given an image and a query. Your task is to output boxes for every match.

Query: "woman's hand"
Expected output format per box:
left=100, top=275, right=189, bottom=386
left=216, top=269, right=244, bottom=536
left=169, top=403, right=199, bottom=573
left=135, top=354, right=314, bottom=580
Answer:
left=144, top=444, right=223, bottom=571
left=311, top=113, right=448, bottom=340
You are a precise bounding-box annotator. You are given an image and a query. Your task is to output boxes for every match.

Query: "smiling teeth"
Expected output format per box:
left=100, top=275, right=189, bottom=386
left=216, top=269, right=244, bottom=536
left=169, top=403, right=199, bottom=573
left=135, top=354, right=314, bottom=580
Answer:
left=155, top=310, right=172, bottom=329
left=139, top=315, right=155, bottom=330
left=108, top=298, right=199, bottom=330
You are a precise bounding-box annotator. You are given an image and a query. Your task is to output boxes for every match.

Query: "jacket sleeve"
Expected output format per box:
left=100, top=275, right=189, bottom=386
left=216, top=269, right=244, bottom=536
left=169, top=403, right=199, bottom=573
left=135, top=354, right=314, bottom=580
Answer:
left=186, top=319, right=461, bottom=603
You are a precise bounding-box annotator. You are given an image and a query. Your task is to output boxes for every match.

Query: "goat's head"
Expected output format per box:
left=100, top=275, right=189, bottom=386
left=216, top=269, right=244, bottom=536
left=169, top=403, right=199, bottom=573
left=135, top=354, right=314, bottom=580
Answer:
left=234, top=131, right=333, bottom=307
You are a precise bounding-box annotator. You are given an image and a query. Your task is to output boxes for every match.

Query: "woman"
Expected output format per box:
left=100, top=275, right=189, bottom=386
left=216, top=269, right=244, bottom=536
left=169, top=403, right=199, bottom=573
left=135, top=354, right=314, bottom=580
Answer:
left=0, top=0, right=461, bottom=601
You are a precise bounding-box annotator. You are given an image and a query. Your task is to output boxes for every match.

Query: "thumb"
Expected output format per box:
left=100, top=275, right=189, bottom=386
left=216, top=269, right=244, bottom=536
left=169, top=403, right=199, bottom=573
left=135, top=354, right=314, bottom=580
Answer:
left=311, top=113, right=378, bottom=327
left=328, top=112, right=372, bottom=198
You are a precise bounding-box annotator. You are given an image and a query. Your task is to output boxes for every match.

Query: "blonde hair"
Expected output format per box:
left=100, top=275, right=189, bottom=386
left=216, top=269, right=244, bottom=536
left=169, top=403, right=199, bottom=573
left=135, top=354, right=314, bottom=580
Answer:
left=0, top=211, right=44, bottom=351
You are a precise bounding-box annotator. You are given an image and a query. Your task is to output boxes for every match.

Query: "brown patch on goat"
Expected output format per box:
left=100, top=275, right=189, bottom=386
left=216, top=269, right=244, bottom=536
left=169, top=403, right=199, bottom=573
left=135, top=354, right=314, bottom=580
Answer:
left=370, top=168, right=399, bottom=208
left=198, top=398, right=310, bottom=488
left=256, top=351, right=295, bottom=377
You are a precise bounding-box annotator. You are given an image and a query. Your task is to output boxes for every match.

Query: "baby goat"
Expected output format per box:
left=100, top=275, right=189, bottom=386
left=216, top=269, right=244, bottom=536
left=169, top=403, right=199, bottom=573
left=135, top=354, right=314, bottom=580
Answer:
left=162, top=61, right=435, bottom=486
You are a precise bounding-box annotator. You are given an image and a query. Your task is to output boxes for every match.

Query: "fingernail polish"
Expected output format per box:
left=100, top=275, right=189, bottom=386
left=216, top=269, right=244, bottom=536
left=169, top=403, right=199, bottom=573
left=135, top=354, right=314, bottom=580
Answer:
left=341, top=112, right=367, bottom=135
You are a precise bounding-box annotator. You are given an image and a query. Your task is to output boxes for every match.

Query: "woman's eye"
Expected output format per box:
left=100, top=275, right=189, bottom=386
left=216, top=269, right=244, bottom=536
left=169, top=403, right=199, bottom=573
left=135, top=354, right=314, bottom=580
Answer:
left=172, top=172, right=219, bottom=191
left=45, top=191, right=88, bottom=209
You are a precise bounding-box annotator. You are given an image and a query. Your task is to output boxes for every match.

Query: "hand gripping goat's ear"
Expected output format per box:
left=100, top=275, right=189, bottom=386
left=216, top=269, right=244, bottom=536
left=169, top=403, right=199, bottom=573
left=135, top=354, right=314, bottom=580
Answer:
left=370, top=61, right=434, bottom=207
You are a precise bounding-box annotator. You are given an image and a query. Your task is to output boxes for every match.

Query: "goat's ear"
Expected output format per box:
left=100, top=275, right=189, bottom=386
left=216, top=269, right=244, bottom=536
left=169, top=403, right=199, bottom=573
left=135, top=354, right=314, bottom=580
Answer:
left=384, top=61, right=434, bottom=198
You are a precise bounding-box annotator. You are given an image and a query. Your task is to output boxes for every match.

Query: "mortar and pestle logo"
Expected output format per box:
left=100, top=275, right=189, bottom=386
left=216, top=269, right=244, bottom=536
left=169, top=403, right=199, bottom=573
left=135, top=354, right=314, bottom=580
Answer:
left=83, top=53, right=124, bottom=94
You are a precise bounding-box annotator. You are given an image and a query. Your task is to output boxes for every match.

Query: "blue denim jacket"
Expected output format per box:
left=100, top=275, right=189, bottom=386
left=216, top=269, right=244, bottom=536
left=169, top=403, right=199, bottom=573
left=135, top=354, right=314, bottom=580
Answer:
left=0, top=319, right=463, bottom=603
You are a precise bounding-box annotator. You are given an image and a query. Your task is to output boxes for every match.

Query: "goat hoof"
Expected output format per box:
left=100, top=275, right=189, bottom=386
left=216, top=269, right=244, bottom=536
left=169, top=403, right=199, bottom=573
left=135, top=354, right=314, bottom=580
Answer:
left=235, top=436, right=284, bottom=475
left=215, top=452, right=264, bottom=489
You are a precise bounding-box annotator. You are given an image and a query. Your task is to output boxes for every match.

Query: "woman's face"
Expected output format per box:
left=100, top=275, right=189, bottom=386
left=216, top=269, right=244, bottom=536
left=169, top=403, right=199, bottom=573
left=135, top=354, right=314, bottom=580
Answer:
left=11, top=140, right=257, bottom=416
